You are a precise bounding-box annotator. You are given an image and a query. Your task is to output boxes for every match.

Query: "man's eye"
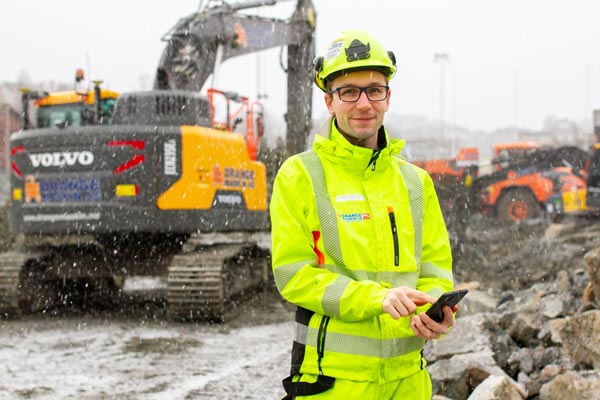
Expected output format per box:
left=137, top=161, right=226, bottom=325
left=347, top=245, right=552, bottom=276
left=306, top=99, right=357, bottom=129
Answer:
left=340, top=88, right=359, bottom=97
left=368, top=87, right=384, bottom=95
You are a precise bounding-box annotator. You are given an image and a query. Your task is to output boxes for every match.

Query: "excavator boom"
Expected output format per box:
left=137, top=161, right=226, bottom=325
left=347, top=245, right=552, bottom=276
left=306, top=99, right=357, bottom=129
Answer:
left=154, top=0, right=315, bottom=155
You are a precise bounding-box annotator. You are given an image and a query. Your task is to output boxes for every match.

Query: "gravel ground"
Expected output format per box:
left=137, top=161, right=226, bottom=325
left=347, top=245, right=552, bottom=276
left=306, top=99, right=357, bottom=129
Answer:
left=0, top=287, right=295, bottom=400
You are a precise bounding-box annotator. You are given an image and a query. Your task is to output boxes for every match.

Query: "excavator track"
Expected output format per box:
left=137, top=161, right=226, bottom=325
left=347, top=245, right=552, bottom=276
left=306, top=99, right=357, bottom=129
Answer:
left=167, top=241, right=270, bottom=322
left=0, top=240, right=121, bottom=317
left=0, top=251, right=32, bottom=316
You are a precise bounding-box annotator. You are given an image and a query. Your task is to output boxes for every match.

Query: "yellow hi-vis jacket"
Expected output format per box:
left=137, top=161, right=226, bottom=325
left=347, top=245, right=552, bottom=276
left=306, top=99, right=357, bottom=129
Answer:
left=270, top=117, right=454, bottom=384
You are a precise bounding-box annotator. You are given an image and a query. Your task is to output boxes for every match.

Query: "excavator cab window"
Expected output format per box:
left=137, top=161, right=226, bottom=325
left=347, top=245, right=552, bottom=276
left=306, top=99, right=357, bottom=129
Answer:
left=36, top=103, right=84, bottom=128
left=99, top=98, right=117, bottom=124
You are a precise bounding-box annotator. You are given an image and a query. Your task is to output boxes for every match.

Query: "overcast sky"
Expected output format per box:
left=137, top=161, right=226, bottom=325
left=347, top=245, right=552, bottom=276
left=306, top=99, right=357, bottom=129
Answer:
left=2, top=0, right=600, bottom=133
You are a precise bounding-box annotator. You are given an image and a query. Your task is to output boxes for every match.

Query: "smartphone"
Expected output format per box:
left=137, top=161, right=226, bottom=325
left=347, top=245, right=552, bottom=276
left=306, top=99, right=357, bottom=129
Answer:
left=425, top=289, right=468, bottom=322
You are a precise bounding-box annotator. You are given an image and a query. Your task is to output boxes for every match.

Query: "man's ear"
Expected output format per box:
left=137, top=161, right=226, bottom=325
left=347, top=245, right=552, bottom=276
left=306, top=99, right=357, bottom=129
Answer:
left=325, top=93, right=335, bottom=115
left=385, top=88, right=391, bottom=110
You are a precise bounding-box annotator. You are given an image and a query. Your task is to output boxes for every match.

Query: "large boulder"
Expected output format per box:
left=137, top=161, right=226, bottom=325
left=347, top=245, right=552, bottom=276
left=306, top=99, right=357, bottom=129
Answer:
left=425, top=313, right=517, bottom=369
left=539, top=370, right=600, bottom=400
left=428, top=351, right=526, bottom=400
left=557, top=310, right=600, bottom=369
left=467, top=375, right=524, bottom=400
left=458, top=286, right=498, bottom=316
left=583, top=246, right=600, bottom=305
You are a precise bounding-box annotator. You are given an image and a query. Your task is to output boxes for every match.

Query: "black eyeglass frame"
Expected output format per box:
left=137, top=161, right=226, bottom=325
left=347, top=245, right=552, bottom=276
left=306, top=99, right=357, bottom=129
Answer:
left=328, top=85, right=390, bottom=103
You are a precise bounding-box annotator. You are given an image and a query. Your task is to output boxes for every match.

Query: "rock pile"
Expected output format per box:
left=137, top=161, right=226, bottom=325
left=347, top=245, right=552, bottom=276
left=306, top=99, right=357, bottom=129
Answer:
left=429, top=218, right=600, bottom=399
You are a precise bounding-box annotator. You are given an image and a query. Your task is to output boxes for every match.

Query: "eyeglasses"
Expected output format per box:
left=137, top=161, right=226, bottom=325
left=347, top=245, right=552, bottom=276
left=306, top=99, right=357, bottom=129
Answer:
left=329, top=85, right=390, bottom=102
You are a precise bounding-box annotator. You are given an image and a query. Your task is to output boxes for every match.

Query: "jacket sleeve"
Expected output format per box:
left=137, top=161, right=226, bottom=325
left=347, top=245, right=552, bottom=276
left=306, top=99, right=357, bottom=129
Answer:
left=416, top=172, right=455, bottom=299
left=270, top=157, right=388, bottom=321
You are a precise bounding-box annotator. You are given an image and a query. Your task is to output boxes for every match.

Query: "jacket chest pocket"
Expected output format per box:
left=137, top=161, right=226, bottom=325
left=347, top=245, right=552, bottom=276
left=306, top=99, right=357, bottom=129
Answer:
left=384, top=201, right=418, bottom=272
left=330, top=199, right=377, bottom=267
left=331, top=199, right=418, bottom=272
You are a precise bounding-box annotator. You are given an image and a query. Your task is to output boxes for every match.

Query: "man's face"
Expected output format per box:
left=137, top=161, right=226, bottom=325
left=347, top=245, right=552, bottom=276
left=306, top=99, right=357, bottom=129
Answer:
left=325, top=69, right=390, bottom=149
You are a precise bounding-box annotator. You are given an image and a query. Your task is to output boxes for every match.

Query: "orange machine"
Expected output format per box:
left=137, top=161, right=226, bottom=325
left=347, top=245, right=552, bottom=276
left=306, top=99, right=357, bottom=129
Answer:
left=476, top=143, right=590, bottom=222
left=412, top=147, right=479, bottom=190
left=415, top=142, right=590, bottom=224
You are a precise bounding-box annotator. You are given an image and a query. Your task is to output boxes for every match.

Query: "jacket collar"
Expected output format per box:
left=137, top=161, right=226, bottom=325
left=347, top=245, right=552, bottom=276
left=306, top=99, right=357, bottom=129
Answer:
left=312, top=117, right=406, bottom=171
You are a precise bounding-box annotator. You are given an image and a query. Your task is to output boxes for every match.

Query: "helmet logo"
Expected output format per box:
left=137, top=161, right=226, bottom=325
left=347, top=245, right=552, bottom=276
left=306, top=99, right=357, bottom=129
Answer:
left=345, top=40, right=370, bottom=62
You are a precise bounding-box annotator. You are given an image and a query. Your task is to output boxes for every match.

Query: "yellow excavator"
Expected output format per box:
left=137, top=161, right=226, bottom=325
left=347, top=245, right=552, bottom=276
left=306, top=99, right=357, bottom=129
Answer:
left=2, top=0, right=316, bottom=321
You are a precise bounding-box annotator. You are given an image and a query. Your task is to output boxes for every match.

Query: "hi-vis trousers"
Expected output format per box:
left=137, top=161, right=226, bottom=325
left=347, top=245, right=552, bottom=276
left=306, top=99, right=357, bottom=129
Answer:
left=292, top=368, right=432, bottom=400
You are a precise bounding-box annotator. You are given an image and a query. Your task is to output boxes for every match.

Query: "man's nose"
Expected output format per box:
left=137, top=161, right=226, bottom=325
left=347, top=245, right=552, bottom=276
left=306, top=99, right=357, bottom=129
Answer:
left=355, top=90, right=372, bottom=107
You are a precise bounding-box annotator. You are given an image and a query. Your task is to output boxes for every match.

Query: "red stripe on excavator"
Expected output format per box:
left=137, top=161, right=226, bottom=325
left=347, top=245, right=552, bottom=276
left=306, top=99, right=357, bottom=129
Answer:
left=114, top=154, right=145, bottom=174
left=107, top=140, right=146, bottom=174
left=11, top=146, right=26, bottom=156
left=11, top=162, right=22, bottom=178
left=107, top=140, right=145, bottom=150
left=11, top=146, right=26, bottom=177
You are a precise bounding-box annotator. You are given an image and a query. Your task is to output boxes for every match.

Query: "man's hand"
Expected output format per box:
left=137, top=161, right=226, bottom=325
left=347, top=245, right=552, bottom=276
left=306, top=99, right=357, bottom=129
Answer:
left=382, top=286, right=437, bottom=319
left=410, top=304, right=456, bottom=340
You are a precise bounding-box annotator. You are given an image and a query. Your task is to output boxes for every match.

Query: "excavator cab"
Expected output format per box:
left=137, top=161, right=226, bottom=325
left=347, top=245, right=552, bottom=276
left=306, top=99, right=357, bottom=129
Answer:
left=35, top=88, right=119, bottom=128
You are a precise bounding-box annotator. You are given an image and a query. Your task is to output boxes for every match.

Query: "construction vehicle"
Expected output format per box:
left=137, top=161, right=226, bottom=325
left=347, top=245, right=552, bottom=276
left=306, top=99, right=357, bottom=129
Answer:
left=582, top=143, right=600, bottom=215
left=411, top=148, right=479, bottom=232
left=470, top=144, right=590, bottom=223
left=412, top=147, right=479, bottom=189
left=416, top=142, right=591, bottom=231
left=1, top=0, right=316, bottom=321
left=583, top=112, right=600, bottom=216
left=20, top=75, right=119, bottom=130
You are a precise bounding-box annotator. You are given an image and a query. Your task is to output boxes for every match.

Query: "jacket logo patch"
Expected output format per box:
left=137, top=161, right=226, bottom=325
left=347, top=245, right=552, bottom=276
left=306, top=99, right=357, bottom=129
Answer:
left=339, top=212, right=370, bottom=222
left=336, top=194, right=365, bottom=202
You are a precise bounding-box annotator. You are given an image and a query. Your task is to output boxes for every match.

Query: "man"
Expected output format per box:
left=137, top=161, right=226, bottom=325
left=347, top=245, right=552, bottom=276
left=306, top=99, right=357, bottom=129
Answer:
left=270, top=30, right=455, bottom=399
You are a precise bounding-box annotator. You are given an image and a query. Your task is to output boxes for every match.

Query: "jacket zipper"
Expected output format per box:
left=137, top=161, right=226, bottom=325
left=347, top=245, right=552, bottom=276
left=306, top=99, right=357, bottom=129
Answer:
left=317, top=315, right=331, bottom=375
left=368, top=150, right=380, bottom=171
left=387, top=207, right=399, bottom=266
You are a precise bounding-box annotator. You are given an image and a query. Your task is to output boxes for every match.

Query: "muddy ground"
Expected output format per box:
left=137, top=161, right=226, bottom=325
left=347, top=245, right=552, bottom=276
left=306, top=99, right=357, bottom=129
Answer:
left=0, top=285, right=295, bottom=400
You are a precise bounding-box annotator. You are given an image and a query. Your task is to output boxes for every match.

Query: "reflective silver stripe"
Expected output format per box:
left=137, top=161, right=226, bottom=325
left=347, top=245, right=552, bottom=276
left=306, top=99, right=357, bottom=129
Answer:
left=398, top=162, right=423, bottom=266
left=295, top=321, right=309, bottom=344
left=323, top=264, right=419, bottom=288
left=295, top=322, right=425, bottom=359
left=420, top=261, right=453, bottom=282
left=273, top=258, right=316, bottom=291
left=298, top=151, right=346, bottom=268
left=426, top=287, right=444, bottom=298
left=322, top=275, right=351, bottom=318
left=299, top=151, right=348, bottom=315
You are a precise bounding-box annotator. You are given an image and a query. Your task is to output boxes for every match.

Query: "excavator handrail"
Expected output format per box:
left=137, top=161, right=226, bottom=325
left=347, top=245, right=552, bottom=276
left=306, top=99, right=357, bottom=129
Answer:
left=207, top=87, right=263, bottom=160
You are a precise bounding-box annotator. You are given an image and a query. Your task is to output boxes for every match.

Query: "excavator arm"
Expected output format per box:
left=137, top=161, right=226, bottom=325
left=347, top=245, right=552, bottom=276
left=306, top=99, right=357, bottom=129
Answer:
left=154, top=0, right=316, bottom=155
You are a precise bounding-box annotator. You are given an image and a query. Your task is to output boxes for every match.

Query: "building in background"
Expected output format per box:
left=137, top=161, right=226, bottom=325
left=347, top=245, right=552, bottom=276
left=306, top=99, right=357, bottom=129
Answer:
left=0, top=104, right=21, bottom=169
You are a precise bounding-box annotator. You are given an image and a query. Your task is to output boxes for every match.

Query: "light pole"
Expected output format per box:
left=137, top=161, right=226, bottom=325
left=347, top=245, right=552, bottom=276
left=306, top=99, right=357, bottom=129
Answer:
left=434, top=53, right=449, bottom=140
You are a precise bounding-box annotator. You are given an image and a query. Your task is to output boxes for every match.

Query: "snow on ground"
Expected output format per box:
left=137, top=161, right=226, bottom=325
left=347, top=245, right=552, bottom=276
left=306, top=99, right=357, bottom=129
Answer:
left=0, top=291, right=295, bottom=400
